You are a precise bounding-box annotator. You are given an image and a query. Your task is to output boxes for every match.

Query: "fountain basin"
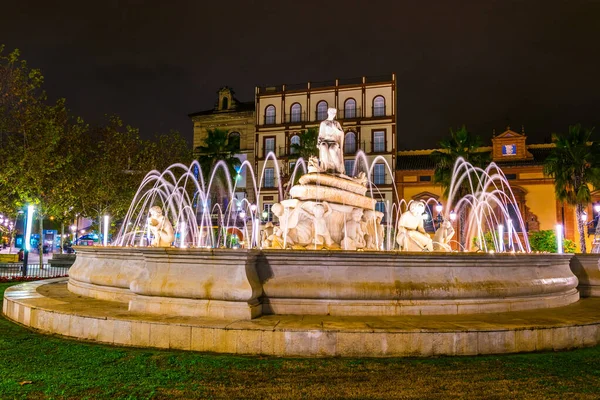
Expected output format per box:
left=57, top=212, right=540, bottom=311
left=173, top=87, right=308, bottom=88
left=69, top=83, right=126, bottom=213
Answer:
left=570, top=254, right=600, bottom=297
left=68, top=247, right=579, bottom=319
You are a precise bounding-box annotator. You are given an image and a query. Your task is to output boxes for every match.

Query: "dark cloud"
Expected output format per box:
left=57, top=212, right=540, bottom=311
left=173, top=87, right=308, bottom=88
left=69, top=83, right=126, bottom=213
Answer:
left=1, top=0, right=599, bottom=147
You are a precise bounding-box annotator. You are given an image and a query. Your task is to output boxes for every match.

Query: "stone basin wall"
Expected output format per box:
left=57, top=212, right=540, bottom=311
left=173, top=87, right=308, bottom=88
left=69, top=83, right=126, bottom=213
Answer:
left=68, top=247, right=579, bottom=319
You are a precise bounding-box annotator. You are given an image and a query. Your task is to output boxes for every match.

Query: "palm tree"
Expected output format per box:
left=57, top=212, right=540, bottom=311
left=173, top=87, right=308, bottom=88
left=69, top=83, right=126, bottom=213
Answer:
left=195, top=128, right=241, bottom=212
left=544, top=124, right=600, bottom=253
left=431, top=126, right=490, bottom=248
left=289, top=127, right=318, bottom=161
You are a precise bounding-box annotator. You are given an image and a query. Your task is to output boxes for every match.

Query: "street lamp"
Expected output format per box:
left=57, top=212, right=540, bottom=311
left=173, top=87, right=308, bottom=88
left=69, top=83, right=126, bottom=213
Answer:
left=449, top=210, right=457, bottom=222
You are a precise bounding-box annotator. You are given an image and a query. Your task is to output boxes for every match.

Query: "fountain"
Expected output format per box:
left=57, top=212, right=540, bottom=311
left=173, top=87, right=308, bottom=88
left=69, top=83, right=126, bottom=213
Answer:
left=4, top=108, right=600, bottom=357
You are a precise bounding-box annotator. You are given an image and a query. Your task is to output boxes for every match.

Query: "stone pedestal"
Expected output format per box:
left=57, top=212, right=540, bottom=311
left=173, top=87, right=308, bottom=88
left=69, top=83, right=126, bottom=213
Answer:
left=268, top=173, right=384, bottom=250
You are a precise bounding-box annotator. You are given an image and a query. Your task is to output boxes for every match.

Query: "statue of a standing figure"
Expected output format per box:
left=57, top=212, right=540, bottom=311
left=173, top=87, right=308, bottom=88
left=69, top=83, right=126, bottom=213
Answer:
left=148, top=206, right=174, bottom=247
left=310, top=108, right=345, bottom=175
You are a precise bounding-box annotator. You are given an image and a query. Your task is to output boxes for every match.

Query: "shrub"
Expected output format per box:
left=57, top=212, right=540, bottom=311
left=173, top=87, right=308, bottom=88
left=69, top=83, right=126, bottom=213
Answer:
left=528, top=230, right=577, bottom=253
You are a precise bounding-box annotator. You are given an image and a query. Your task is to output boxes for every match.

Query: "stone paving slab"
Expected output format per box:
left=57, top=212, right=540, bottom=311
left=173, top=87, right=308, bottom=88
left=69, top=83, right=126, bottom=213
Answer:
left=4, top=278, right=600, bottom=357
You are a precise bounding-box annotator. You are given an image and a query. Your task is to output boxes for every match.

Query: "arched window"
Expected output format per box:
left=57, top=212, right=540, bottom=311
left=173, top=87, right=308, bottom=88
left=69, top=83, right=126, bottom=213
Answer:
left=344, top=98, right=356, bottom=119
left=290, top=103, right=302, bottom=123
left=373, top=96, right=385, bottom=117
left=316, top=101, right=328, bottom=120
left=290, top=134, right=300, bottom=154
left=344, top=131, right=356, bottom=154
left=228, top=131, right=240, bottom=151
left=222, top=97, right=228, bottom=110
left=265, top=105, right=276, bottom=124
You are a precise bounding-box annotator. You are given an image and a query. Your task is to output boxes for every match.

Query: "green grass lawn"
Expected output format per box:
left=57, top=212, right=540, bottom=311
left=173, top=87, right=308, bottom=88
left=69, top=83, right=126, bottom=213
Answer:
left=2, top=282, right=600, bottom=399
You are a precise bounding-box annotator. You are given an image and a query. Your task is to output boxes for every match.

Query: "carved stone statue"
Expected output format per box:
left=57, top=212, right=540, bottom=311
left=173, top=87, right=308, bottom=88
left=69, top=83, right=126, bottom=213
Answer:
left=309, top=202, right=334, bottom=247
left=341, top=208, right=366, bottom=250
left=396, top=201, right=433, bottom=251
left=148, top=206, right=174, bottom=247
left=310, top=108, right=345, bottom=175
left=362, top=210, right=385, bottom=250
left=433, top=219, right=455, bottom=252
left=261, top=222, right=274, bottom=248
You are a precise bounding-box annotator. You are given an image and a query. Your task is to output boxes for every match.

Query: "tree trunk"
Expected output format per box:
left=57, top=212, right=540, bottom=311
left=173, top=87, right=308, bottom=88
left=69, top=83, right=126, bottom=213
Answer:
left=60, top=222, right=65, bottom=254
left=576, top=203, right=587, bottom=253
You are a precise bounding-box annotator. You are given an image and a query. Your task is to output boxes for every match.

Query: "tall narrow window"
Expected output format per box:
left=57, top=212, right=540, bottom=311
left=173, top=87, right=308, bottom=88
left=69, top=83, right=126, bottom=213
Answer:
left=264, top=168, right=275, bottom=188
left=344, top=159, right=355, bottom=176
left=222, top=97, right=228, bottom=110
left=228, top=131, right=240, bottom=151
left=344, top=131, right=356, bottom=154
left=316, top=101, right=328, bottom=120
left=373, top=96, right=385, bottom=117
left=290, top=135, right=300, bottom=154
left=375, top=201, right=386, bottom=219
left=290, top=103, right=302, bottom=123
left=265, top=105, right=276, bottom=124
left=263, top=204, right=273, bottom=222
left=344, top=98, right=356, bottom=118
left=373, top=131, right=385, bottom=152
left=264, top=137, right=275, bottom=157
left=373, top=163, right=386, bottom=185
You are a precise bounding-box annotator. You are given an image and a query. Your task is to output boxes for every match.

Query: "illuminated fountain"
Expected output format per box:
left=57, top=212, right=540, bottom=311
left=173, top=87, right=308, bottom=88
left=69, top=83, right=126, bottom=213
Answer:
left=6, top=108, right=600, bottom=357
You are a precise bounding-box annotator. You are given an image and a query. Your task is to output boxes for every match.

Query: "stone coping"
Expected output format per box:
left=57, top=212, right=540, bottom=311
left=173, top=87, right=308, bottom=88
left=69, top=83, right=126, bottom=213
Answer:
left=4, top=279, right=600, bottom=357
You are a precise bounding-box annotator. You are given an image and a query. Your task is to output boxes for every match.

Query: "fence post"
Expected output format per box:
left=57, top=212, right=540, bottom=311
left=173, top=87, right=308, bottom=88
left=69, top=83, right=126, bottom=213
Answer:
left=22, top=250, right=28, bottom=277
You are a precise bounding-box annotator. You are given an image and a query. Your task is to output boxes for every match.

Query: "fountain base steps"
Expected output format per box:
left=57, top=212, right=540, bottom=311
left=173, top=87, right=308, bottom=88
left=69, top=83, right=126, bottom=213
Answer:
left=5, top=278, right=600, bottom=358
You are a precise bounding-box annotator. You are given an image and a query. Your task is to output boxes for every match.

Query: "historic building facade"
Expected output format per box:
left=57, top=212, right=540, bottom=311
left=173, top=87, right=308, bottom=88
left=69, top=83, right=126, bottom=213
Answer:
left=395, top=127, right=599, bottom=251
left=189, top=87, right=256, bottom=204
left=254, top=74, right=397, bottom=221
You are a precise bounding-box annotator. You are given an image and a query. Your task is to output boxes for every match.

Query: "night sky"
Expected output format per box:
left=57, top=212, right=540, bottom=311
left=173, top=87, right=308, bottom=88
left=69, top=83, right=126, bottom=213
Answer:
left=1, top=0, right=599, bottom=149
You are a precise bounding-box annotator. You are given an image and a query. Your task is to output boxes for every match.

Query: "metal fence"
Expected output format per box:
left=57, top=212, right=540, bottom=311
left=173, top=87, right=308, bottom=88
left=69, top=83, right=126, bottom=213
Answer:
left=0, top=263, right=70, bottom=280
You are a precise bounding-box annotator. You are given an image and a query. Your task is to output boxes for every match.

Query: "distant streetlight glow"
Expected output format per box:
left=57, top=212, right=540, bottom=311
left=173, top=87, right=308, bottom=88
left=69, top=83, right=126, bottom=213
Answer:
left=103, top=215, right=109, bottom=246
left=556, top=224, right=563, bottom=254
left=25, top=205, right=34, bottom=251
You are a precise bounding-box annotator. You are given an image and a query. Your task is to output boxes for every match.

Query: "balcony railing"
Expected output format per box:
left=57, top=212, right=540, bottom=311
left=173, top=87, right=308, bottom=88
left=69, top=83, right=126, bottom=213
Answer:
left=372, top=106, right=387, bottom=117
left=370, top=175, right=394, bottom=185
left=284, top=112, right=307, bottom=124
left=344, top=141, right=366, bottom=155
left=338, top=107, right=362, bottom=120
left=315, top=111, right=328, bottom=121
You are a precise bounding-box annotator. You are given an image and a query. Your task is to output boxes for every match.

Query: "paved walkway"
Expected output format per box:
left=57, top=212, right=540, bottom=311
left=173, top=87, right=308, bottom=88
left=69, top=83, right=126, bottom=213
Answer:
left=5, top=279, right=600, bottom=357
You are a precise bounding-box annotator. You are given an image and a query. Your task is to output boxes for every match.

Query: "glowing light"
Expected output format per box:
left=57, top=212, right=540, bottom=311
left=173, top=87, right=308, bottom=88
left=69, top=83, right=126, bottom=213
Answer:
left=581, top=211, right=588, bottom=222
left=239, top=211, right=246, bottom=219
left=25, top=205, right=34, bottom=251
left=507, top=219, right=513, bottom=250
left=250, top=204, right=257, bottom=212
left=556, top=224, right=563, bottom=254
left=435, top=202, right=443, bottom=213
left=595, top=204, right=600, bottom=213
left=180, top=222, right=186, bottom=248
left=103, top=215, right=109, bottom=246
left=449, top=210, right=457, bottom=221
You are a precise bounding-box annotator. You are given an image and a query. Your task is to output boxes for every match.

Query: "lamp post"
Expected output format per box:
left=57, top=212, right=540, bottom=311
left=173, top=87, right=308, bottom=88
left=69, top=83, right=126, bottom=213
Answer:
left=22, top=205, right=34, bottom=277
left=434, top=202, right=443, bottom=229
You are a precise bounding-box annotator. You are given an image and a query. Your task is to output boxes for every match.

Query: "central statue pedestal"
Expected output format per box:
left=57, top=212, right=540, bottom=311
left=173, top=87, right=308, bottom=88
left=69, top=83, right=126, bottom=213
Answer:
left=267, top=173, right=384, bottom=250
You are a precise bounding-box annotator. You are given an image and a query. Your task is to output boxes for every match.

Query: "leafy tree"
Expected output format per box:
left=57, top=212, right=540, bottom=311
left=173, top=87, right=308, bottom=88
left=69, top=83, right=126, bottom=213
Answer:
left=529, top=230, right=577, bottom=253
left=544, top=124, right=600, bottom=253
left=140, top=130, right=193, bottom=172
left=77, top=116, right=145, bottom=232
left=289, top=127, right=318, bottom=161
left=431, top=126, right=491, bottom=248
left=0, top=46, right=83, bottom=260
left=195, top=128, right=241, bottom=209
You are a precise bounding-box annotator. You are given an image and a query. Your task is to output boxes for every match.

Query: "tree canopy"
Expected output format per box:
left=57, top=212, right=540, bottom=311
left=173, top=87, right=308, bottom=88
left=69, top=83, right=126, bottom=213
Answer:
left=544, top=124, right=600, bottom=253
